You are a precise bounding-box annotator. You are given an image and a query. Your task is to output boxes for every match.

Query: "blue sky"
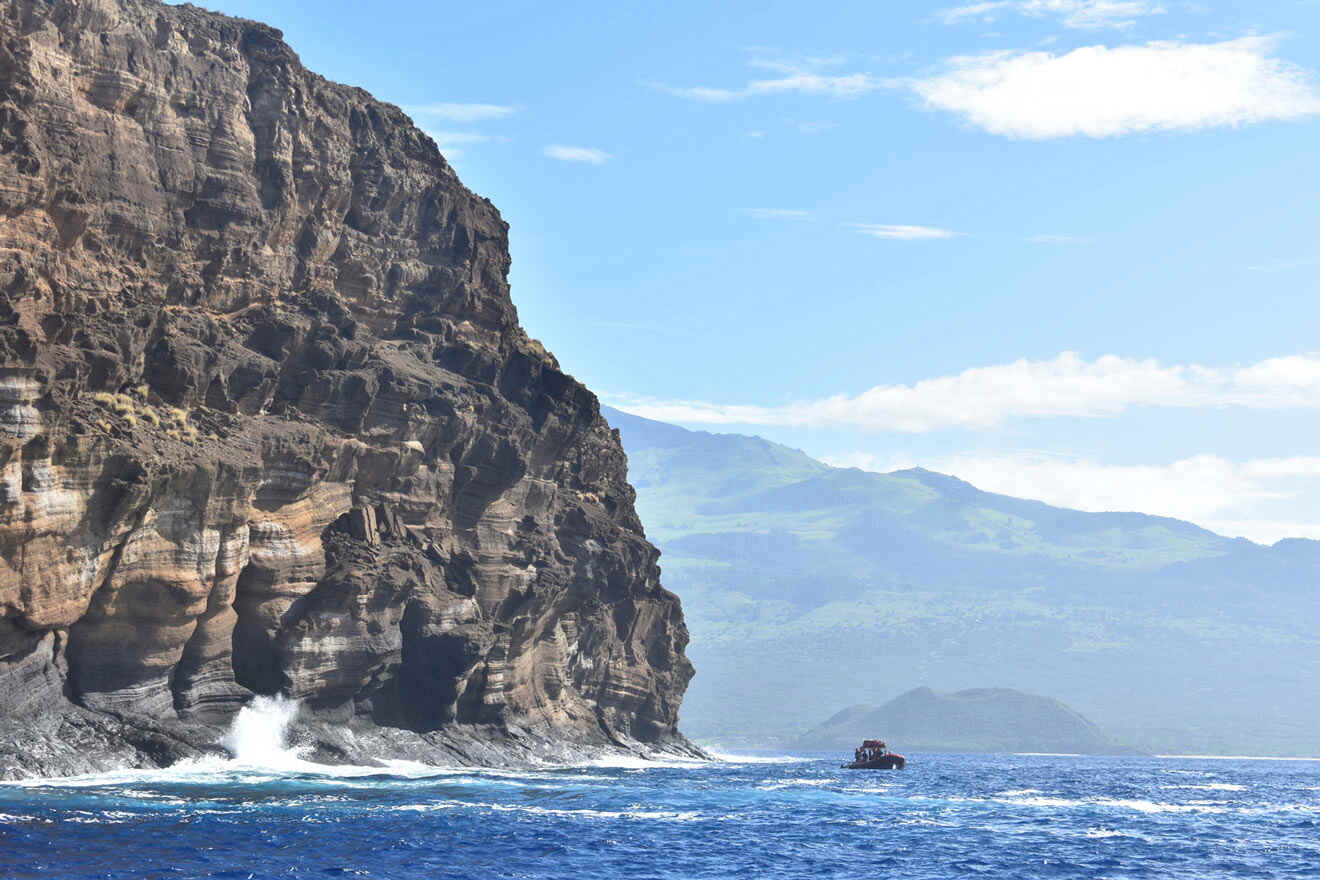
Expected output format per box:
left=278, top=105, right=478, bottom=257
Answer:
left=211, top=0, right=1320, bottom=542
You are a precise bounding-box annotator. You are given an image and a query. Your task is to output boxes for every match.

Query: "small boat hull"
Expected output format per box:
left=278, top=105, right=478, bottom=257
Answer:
left=842, top=754, right=906, bottom=770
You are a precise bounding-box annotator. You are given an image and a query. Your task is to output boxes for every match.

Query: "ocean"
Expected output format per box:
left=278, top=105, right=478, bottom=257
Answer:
left=1, top=701, right=1317, bottom=879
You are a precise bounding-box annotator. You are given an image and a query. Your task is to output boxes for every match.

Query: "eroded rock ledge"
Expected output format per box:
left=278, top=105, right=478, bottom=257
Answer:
left=0, top=0, right=697, bottom=776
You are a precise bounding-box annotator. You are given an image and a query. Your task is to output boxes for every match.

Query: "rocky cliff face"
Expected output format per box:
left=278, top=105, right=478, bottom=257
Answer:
left=0, top=0, right=695, bottom=776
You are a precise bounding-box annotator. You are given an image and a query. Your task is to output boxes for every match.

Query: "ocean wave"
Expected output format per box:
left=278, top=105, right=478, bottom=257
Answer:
left=7, top=752, right=1320, bottom=878
left=980, top=791, right=1232, bottom=814
left=1084, top=827, right=1141, bottom=839
left=0, top=758, right=641, bottom=792
left=1093, top=797, right=1227, bottom=814
left=992, top=794, right=1083, bottom=809
left=392, top=800, right=703, bottom=822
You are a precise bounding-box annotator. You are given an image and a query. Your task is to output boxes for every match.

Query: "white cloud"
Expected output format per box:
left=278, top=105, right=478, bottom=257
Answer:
left=851, top=223, right=959, bottom=240
left=939, top=0, right=1165, bottom=29
left=821, top=450, right=1320, bottom=544
left=748, top=208, right=812, bottom=220
left=604, top=351, right=1320, bottom=433
left=905, top=37, right=1320, bottom=138
left=543, top=145, right=612, bottom=164
left=406, top=102, right=516, bottom=122
left=1242, top=457, right=1320, bottom=479
left=1201, top=520, right=1320, bottom=544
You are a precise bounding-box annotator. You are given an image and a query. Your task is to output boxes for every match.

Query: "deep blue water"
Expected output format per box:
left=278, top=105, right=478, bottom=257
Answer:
left=3, top=749, right=1319, bottom=879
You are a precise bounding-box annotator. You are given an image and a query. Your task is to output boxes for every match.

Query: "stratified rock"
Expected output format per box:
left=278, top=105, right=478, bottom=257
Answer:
left=0, top=0, right=695, bottom=776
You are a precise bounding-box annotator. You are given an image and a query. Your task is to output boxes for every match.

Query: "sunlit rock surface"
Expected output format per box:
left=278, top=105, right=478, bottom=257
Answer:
left=0, top=0, right=695, bottom=777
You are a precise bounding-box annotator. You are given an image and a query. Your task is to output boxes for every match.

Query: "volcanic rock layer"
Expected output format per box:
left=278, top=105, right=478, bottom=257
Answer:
left=0, top=0, right=695, bottom=776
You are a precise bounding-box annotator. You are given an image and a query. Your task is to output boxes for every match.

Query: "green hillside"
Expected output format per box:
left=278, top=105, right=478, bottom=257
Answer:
left=605, top=407, right=1320, bottom=755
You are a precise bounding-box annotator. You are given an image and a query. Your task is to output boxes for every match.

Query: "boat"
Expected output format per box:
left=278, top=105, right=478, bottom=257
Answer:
left=842, top=738, right=906, bottom=770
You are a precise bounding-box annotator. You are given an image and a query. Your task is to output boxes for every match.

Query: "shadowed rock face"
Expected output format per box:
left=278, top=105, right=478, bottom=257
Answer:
left=0, top=0, right=694, bottom=775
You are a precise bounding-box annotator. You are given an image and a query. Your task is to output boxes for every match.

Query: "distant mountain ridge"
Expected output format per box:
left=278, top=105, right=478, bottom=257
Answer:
left=603, top=406, right=1320, bottom=755
left=794, top=687, right=1136, bottom=755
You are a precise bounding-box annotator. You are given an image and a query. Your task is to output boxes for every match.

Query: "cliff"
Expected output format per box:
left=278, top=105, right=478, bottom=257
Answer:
left=794, top=688, right=1136, bottom=755
left=0, top=0, right=695, bottom=777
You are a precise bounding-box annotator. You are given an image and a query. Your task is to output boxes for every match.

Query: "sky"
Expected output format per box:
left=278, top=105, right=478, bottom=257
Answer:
left=208, top=0, right=1320, bottom=543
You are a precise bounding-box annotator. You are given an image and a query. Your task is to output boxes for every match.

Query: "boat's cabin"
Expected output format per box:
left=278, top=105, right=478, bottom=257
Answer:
left=854, top=739, right=888, bottom=761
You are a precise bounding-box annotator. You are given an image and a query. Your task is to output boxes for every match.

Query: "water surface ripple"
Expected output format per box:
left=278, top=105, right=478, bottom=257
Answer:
left=2, top=752, right=1318, bottom=878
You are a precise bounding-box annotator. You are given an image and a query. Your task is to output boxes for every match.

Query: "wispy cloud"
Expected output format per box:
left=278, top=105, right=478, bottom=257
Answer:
left=605, top=352, right=1320, bottom=433
left=1245, top=257, right=1313, bottom=273
left=903, top=36, right=1320, bottom=138
left=655, top=58, right=885, bottom=103
left=422, top=131, right=509, bottom=159
left=748, top=208, right=812, bottom=220
left=425, top=132, right=503, bottom=145
left=793, top=120, right=840, bottom=134
left=939, top=0, right=1165, bottom=30
left=821, top=450, right=1320, bottom=544
left=1027, top=233, right=1090, bottom=244
left=405, top=102, right=517, bottom=122
left=850, top=223, right=959, bottom=240
left=543, top=145, right=612, bottom=164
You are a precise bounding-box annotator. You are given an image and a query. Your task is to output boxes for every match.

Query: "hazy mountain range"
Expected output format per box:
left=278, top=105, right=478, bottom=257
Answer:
left=604, top=407, right=1320, bottom=755
left=794, top=687, right=1133, bottom=755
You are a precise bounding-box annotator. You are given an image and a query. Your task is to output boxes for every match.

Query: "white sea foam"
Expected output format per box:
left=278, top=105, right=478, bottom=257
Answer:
left=757, top=778, right=832, bottom=791
left=1, top=695, right=673, bottom=788
left=586, top=753, right=708, bottom=770
left=701, top=749, right=811, bottom=765
left=220, top=694, right=307, bottom=768
left=1161, top=783, right=1247, bottom=792
left=1093, top=797, right=1227, bottom=814
left=0, top=698, right=484, bottom=789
